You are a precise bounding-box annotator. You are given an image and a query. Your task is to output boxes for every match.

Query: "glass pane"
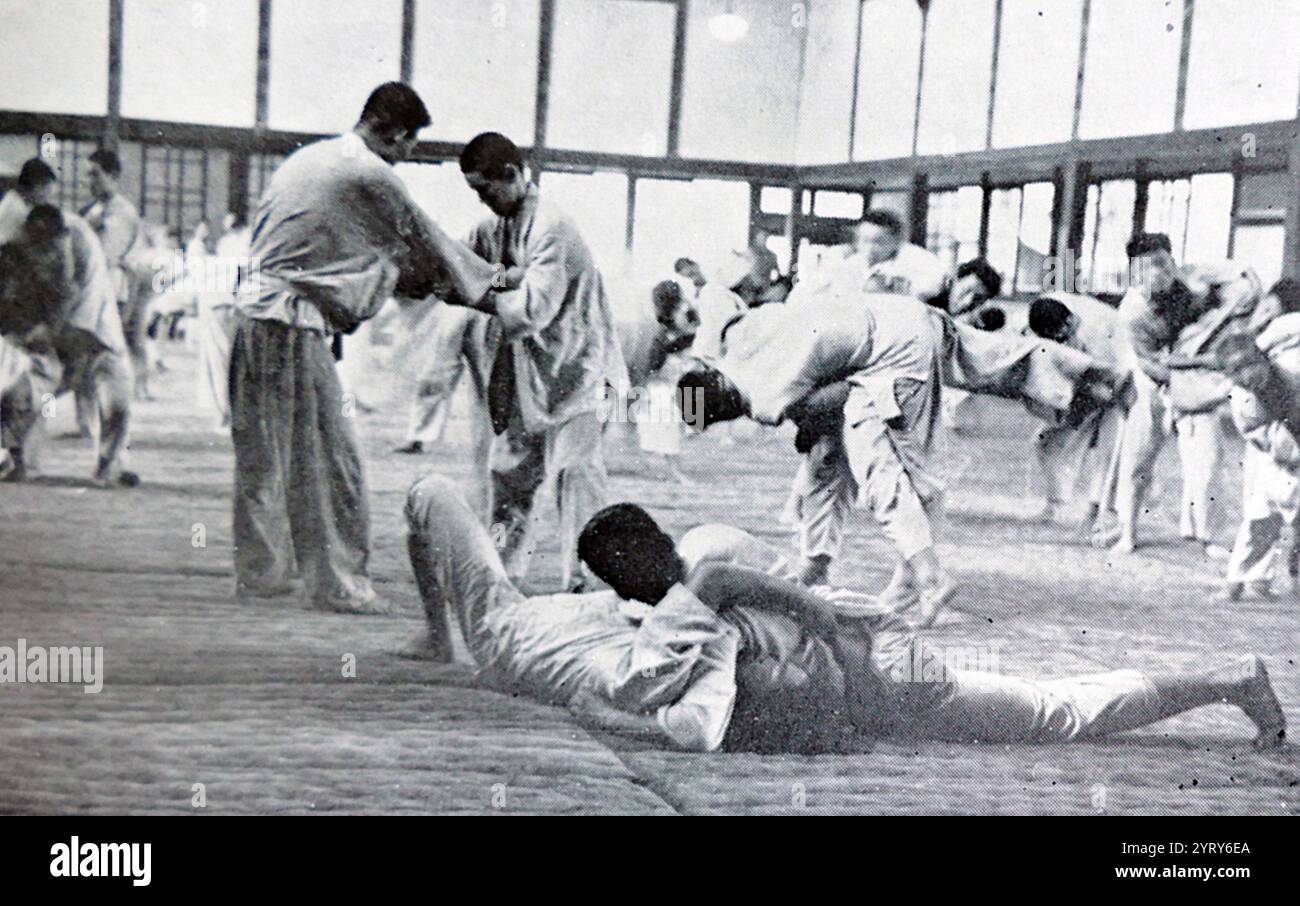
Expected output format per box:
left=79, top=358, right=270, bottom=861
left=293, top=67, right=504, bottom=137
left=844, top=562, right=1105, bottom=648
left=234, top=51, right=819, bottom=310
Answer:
left=1232, top=224, right=1287, bottom=288
left=122, top=0, right=259, bottom=127
left=630, top=177, right=750, bottom=287
left=550, top=0, right=675, bottom=156
left=853, top=0, right=923, bottom=160
left=795, top=0, right=859, bottom=164
left=761, top=186, right=792, bottom=215
left=0, top=0, right=109, bottom=115
left=679, top=0, right=803, bottom=163
left=539, top=170, right=629, bottom=280
left=986, top=187, right=1022, bottom=291
left=393, top=161, right=490, bottom=242
left=1184, top=172, right=1234, bottom=264
left=992, top=0, right=1083, bottom=148
left=140, top=146, right=211, bottom=238
left=916, top=0, right=996, bottom=155
left=1079, top=180, right=1136, bottom=295
left=1016, top=181, right=1055, bottom=292
left=1078, top=0, right=1182, bottom=139
left=267, top=0, right=403, bottom=134
left=412, top=0, right=538, bottom=143
left=1144, top=178, right=1192, bottom=259
left=925, top=186, right=983, bottom=276
left=814, top=191, right=864, bottom=220
left=1184, top=0, right=1300, bottom=129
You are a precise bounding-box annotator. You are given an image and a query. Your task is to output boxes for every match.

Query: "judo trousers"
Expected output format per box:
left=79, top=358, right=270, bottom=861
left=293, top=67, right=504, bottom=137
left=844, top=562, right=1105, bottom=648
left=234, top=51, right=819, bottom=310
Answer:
left=229, top=317, right=375, bottom=607
left=681, top=524, right=1170, bottom=744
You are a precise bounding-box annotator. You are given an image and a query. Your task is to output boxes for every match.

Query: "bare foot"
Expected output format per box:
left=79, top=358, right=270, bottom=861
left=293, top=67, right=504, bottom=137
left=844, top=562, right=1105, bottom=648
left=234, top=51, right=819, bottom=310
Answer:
left=1229, top=655, right=1287, bottom=749
left=397, top=630, right=454, bottom=663
left=1109, top=534, right=1137, bottom=556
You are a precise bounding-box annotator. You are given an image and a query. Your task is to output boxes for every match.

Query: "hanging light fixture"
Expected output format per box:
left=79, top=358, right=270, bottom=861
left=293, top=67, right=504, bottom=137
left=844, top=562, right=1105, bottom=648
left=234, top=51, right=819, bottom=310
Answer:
left=708, top=0, right=749, bottom=43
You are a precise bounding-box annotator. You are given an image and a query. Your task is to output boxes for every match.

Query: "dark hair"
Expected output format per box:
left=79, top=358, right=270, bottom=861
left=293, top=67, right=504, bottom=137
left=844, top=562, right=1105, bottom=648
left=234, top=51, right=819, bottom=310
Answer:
left=956, top=256, right=1003, bottom=298
left=18, top=158, right=56, bottom=190
left=652, top=280, right=685, bottom=324
left=25, top=204, right=67, bottom=243
left=87, top=148, right=121, bottom=178
left=358, top=81, right=432, bottom=135
left=972, top=305, right=1006, bottom=332
left=1267, top=277, right=1300, bottom=315
left=1028, top=297, right=1074, bottom=341
left=677, top=365, right=745, bottom=430
left=859, top=209, right=904, bottom=237
left=577, top=503, right=683, bottom=604
left=674, top=257, right=699, bottom=274
left=1125, top=232, right=1172, bottom=259
left=459, top=131, right=524, bottom=180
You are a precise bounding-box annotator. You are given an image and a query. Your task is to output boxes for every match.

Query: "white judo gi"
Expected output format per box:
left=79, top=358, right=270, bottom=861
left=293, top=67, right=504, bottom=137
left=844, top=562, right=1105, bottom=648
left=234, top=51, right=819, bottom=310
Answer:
left=465, top=184, right=623, bottom=590
left=405, top=473, right=738, bottom=751
left=1225, top=313, right=1300, bottom=586
left=1031, top=293, right=1128, bottom=514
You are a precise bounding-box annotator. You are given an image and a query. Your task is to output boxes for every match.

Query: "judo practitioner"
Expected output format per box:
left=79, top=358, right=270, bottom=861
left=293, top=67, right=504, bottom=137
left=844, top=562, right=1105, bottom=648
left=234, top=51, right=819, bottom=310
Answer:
left=0, top=159, right=54, bottom=475
left=1219, top=279, right=1300, bottom=599
left=1099, top=233, right=1260, bottom=556
left=677, top=292, right=1125, bottom=621
left=229, top=82, right=498, bottom=613
left=573, top=504, right=1287, bottom=751
left=402, top=473, right=739, bottom=753
left=1025, top=294, right=1129, bottom=529
left=677, top=292, right=955, bottom=626
left=81, top=149, right=149, bottom=402
left=446, top=131, right=623, bottom=592
left=394, top=302, right=490, bottom=462
left=0, top=204, right=136, bottom=486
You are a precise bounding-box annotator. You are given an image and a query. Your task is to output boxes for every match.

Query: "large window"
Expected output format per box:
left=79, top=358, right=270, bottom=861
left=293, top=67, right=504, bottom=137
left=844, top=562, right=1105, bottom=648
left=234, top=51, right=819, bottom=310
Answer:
left=1079, top=179, right=1136, bottom=295
left=992, top=0, right=1083, bottom=148
left=853, top=0, right=923, bottom=160
left=630, top=177, right=750, bottom=286
left=412, top=0, right=539, bottom=144
left=679, top=0, right=802, bottom=163
left=139, top=146, right=213, bottom=238
left=1184, top=0, right=1300, bottom=129
left=267, top=0, right=403, bottom=134
left=1232, top=170, right=1290, bottom=287
left=915, top=0, right=996, bottom=156
left=795, top=0, right=859, bottom=165
left=0, top=0, right=109, bottom=115
left=1078, top=0, right=1183, bottom=139
left=549, top=0, right=675, bottom=156
left=540, top=170, right=630, bottom=280
left=986, top=182, right=1054, bottom=294
left=926, top=186, right=983, bottom=277
left=1144, top=173, right=1233, bottom=264
left=122, top=0, right=259, bottom=128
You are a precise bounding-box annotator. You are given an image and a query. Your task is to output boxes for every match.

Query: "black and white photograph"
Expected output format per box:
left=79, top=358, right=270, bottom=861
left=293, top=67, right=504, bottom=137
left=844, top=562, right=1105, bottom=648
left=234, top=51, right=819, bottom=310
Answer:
left=0, top=0, right=1297, bottom=860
